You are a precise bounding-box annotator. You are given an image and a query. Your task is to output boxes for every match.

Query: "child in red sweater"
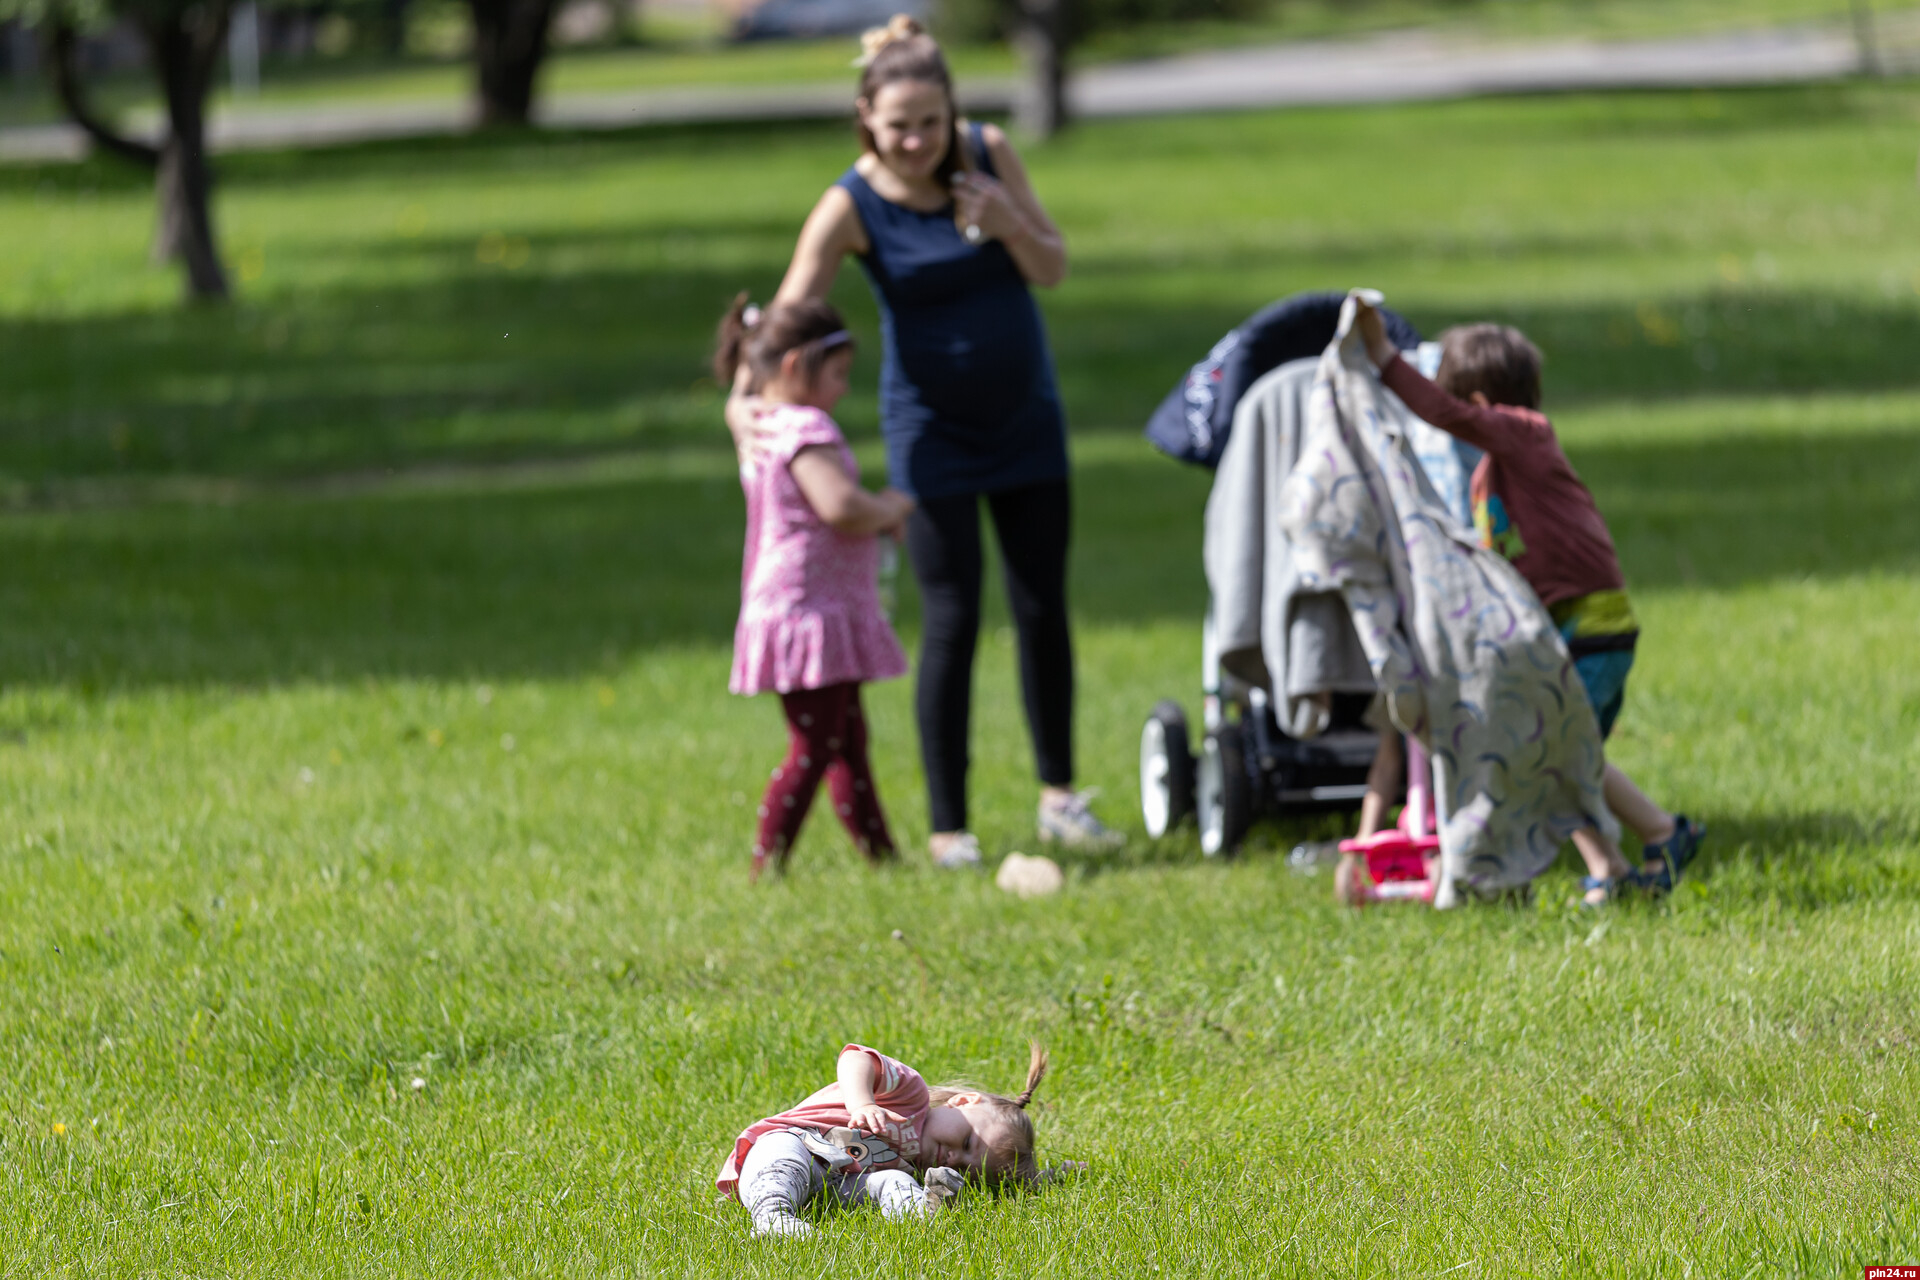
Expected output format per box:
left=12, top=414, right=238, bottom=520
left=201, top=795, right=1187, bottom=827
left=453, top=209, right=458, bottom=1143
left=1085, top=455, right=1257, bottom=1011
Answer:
left=1355, top=303, right=1704, bottom=905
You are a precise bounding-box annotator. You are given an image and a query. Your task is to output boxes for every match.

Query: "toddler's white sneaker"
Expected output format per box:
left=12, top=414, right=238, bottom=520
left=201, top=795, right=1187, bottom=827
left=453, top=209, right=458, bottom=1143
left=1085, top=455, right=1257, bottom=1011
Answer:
left=750, top=1210, right=815, bottom=1240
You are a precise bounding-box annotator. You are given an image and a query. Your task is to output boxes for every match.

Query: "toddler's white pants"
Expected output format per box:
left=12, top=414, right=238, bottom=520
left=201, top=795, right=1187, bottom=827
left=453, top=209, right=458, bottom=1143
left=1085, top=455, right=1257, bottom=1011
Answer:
left=737, top=1129, right=926, bottom=1237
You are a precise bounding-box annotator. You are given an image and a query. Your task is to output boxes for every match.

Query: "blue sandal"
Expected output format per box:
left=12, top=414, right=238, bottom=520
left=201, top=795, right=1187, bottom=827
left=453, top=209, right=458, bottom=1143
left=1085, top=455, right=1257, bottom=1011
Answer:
left=1640, top=816, right=1706, bottom=894
left=1578, top=875, right=1625, bottom=908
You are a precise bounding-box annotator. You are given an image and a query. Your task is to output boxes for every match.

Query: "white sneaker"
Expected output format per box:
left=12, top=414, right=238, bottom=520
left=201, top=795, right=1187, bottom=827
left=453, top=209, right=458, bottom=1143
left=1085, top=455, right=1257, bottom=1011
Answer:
left=923, top=1166, right=965, bottom=1212
left=750, top=1211, right=815, bottom=1240
left=930, top=832, right=984, bottom=869
left=1038, top=789, right=1124, bottom=852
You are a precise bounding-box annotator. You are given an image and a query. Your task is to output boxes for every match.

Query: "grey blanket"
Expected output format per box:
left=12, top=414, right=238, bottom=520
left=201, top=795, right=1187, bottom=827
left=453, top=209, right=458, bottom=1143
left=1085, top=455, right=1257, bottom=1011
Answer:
left=1203, top=359, right=1374, bottom=739
left=1278, top=293, right=1617, bottom=904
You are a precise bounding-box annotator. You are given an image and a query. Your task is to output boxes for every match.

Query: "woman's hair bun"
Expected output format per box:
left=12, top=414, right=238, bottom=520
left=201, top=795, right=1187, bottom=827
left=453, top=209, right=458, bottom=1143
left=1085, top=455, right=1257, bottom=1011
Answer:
left=855, top=14, right=926, bottom=66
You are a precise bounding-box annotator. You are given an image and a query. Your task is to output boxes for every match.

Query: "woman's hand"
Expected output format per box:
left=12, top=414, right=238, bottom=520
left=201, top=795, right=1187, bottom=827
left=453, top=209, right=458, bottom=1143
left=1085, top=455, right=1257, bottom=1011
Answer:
left=724, top=365, right=777, bottom=463
left=957, top=126, right=1067, bottom=287
left=952, top=171, right=1026, bottom=247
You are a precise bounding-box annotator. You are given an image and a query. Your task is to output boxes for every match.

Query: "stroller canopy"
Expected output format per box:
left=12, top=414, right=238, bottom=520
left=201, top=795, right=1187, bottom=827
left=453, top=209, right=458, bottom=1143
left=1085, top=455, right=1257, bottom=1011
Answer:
left=1145, top=291, right=1422, bottom=468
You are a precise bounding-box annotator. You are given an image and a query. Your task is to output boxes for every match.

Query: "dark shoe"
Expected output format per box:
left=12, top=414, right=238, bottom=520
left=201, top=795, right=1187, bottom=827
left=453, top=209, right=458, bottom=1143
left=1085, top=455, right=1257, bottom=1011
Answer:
left=1641, top=816, right=1706, bottom=894
left=1577, top=874, right=1624, bottom=908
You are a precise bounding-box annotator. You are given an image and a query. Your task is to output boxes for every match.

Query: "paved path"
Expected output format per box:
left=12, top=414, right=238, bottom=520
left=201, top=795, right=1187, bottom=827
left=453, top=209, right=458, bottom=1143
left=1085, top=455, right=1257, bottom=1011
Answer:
left=0, top=21, right=1864, bottom=162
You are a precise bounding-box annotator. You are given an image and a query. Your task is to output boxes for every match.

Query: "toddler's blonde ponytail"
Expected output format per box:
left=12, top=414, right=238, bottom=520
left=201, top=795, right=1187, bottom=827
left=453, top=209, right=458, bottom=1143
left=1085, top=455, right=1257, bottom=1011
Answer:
left=1012, top=1040, right=1048, bottom=1109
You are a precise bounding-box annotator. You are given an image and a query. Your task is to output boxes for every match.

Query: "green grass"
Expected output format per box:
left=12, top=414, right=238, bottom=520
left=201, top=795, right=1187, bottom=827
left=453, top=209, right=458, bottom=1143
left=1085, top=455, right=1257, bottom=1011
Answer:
left=4, top=84, right=1920, bottom=1274
left=7, top=84, right=1920, bottom=483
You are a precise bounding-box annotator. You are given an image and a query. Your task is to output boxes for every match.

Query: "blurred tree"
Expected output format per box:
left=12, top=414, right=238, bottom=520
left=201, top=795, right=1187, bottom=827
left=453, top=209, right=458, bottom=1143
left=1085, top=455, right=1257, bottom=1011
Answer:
left=943, top=0, right=1257, bottom=136
left=12, top=0, right=234, bottom=298
left=466, top=0, right=558, bottom=124
left=1849, top=0, right=1879, bottom=75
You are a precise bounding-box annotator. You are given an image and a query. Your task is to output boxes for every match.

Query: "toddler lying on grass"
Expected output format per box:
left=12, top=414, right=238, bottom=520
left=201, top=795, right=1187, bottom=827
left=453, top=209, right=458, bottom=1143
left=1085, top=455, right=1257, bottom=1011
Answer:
left=717, top=1042, right=1074, bottom=1238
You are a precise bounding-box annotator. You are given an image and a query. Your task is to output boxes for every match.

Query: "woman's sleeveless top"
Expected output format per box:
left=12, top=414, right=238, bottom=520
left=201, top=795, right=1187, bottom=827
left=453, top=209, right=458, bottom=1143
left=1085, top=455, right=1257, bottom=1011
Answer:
left=837, top=124, right=1069, bottom=501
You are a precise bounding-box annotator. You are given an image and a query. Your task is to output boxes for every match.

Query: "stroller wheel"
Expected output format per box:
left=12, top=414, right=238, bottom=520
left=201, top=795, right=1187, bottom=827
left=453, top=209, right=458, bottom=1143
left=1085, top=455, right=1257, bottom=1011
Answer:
left=1140, top=700, right=1195, bottom=837
left=1197, top=724, right=1252, bottom=858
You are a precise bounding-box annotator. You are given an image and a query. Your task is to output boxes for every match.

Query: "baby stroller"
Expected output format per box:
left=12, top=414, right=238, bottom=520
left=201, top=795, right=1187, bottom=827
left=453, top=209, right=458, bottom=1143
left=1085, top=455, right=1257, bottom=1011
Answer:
left=1137, top=292, right=1425, bottom=856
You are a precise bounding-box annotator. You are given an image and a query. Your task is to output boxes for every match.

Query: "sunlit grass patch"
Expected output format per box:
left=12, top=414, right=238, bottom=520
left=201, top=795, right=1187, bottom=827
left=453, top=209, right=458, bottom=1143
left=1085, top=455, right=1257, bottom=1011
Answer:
left=2, top=83, right=1919, bottom=1275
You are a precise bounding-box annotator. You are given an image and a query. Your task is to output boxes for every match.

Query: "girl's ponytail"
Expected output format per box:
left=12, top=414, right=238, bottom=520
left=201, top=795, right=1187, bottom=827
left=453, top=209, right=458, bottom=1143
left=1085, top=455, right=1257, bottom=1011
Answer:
left=928, top=1040, right=1051, bottom=1183
left=714, top=294, right=853, bottom=394
left=1013, top=1040, right=1048, bottom=1109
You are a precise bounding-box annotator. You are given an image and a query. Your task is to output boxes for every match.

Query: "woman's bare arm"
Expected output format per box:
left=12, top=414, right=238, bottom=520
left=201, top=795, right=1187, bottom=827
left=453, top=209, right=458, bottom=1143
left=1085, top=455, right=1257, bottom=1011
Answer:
left=774, top=186, right=868, bottom=305
left=790, top=446, right=914, bottom=536
left=968, top=124, right=1066, bottom=287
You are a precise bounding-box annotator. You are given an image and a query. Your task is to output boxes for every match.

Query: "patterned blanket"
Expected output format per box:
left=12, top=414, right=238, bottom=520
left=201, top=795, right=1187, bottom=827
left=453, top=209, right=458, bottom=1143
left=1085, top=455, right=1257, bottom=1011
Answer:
left=1278, top=292, right=1617, bottom=904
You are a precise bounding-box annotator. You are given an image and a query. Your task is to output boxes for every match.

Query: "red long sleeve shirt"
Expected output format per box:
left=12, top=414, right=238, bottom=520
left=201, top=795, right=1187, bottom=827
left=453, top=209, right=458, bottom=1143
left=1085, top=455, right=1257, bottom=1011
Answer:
left=1380, top=354, right=1624, bottom=610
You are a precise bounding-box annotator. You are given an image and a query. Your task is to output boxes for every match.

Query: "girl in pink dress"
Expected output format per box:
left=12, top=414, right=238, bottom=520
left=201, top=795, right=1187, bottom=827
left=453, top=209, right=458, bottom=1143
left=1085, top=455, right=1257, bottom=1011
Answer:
left=717, top=294, right=915, bottom=880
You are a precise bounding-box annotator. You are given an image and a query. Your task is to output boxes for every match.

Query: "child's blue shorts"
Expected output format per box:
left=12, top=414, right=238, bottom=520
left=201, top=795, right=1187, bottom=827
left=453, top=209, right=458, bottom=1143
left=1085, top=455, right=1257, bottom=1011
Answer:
left=1574, top=649, right=1635, bottom=740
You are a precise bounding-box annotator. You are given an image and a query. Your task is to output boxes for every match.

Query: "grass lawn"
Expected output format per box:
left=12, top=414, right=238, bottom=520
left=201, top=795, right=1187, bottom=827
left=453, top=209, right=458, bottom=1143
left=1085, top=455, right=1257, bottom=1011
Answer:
left=4, top=84, right=1920, bottom=1274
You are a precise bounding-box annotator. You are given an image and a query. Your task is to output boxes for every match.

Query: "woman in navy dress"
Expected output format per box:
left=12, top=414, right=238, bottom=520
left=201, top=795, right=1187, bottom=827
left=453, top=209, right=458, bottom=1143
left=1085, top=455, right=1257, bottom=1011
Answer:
left=733, top=15, right=1118, bottom=867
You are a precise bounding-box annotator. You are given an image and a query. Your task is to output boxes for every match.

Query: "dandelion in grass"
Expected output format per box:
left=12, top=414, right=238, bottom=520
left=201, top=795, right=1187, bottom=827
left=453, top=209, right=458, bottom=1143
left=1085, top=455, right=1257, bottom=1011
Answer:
left=51, top=1123, right=66, bottom=1136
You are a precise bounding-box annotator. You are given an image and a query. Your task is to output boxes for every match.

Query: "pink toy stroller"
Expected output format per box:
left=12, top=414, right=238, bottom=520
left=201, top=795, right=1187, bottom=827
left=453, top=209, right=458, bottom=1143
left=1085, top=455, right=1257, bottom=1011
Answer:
left=1338, top=736, right=1440, bottom=903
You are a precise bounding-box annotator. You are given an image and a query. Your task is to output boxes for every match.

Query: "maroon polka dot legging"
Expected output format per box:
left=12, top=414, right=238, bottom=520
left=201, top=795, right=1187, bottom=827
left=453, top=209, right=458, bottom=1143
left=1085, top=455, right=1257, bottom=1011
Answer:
left=753, top=681, right=896, bottom=878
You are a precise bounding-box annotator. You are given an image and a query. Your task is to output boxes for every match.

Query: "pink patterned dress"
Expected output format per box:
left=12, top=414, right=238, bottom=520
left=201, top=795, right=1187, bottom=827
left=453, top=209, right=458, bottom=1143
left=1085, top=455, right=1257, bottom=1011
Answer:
left=730, top=406, right=908, bottom=696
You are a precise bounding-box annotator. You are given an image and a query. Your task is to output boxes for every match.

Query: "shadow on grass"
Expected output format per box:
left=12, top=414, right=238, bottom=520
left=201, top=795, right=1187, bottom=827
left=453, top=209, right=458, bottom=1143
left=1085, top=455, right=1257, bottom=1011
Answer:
left=1680, top=809, right=1920, bottom=907
left=10, top=79, right=1920, bottom=482
left=7, top=259, right=1920, bottom=484
left=1103, top=808, right=1920, bottom=909
left=0, top=113, right=869, bottom=198
left=2, top=419, right=1914, bottom=689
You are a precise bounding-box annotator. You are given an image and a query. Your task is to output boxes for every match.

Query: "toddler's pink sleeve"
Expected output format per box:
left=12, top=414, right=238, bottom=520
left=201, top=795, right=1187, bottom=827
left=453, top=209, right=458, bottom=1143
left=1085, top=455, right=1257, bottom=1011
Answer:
left=766, top=407, right=848, bottom=467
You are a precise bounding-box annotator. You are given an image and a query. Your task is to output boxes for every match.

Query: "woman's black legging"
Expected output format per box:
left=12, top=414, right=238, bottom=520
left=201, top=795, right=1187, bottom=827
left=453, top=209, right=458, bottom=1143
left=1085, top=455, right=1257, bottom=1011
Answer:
left=905, top=478, right=1074, bottom=834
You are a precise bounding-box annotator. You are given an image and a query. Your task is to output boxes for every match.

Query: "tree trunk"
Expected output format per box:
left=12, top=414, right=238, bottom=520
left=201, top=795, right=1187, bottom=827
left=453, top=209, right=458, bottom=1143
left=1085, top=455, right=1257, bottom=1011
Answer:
left=44, top=20, right=161, bottom=167
left=468, top=0, right=559, bottom=127
left=383, top=0, right=415, bottom=57
left=1850, top=0, right=1882, bottom=76
left=145, top=5, right=233, bottom=300
left=1013, top=0, right=1068, bottom=139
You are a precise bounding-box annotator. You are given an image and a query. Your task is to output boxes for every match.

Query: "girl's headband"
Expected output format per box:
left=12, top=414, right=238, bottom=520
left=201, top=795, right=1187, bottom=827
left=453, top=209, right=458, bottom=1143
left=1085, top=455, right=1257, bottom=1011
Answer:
left=742, top=302, right=850, bottom=354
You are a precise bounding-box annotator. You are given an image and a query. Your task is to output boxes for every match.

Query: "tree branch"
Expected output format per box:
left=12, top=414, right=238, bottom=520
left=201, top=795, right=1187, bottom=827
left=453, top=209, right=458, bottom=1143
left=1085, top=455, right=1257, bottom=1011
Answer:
left=43, top=18, right=160, bottom=168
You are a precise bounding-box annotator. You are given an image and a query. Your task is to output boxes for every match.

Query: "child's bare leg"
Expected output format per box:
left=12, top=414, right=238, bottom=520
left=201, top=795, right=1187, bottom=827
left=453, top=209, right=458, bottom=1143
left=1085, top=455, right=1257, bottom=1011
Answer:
left=1571, top=826, right=1633, bottom=906
left=1357, top=732, right=1403, bottom=839
left=1335, top=728, right=1402, bottom=906
left=1603, top=761, right=1674, bottom=847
